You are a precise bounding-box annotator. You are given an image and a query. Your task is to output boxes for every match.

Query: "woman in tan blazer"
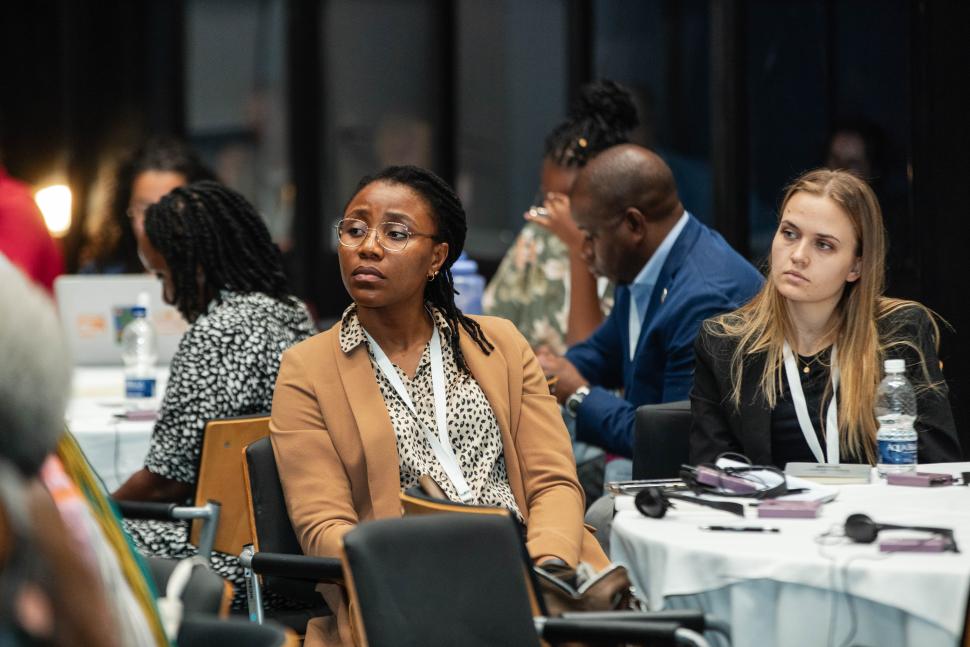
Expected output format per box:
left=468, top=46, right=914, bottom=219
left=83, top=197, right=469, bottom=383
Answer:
left=270, top=166, right=608, bottom=646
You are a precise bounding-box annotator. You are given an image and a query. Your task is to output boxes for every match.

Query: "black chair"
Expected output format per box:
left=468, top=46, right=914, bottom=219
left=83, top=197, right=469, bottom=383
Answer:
left=117, top=499, right=222, bottom=559
left=146, top=556, right=229, bottom=617
left=342, top=512, right=728, bottom=647
left=239, top=436, right=342, bottom=631
left=177, top=616, right=294, bottom=647
left=632, top=400, right=693, bottom=479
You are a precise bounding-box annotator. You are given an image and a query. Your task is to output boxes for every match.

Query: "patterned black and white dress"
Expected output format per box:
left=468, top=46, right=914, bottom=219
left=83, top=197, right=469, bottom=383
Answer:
left=124, top=291, right=315, bottom=608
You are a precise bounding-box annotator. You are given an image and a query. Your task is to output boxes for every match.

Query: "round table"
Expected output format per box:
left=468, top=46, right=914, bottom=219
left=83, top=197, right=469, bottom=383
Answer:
left=66, top=367, right=169, bottom=491
left=611, top=463, right=970, bottom=647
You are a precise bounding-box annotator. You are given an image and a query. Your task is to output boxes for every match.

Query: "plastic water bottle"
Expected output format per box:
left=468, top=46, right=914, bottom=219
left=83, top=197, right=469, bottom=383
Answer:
left=875, top=358, right=917, bottom=475
left=121, top=292, right=158, bottom=410
left=451, top=252, right=485, bottom=315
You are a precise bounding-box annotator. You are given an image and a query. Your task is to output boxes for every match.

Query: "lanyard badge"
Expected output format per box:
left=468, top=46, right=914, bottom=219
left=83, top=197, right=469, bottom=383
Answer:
left=782, top=342, right=840, bottom=464
left=362, top=326, right=475, bottom=503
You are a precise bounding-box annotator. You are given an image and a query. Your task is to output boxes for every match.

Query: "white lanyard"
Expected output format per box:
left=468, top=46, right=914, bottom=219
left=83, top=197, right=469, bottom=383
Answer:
left=782, top=342, right=840, bottom=464
left=361, top=325, right=474, bottom=503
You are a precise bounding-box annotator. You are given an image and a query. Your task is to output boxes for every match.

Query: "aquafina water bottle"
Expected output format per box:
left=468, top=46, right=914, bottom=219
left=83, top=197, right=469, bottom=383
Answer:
left=451, top=252, right=485, bottom=315
left=875, top=358, right=917, bottom=475
left=121, top=292, right=158, bottom=410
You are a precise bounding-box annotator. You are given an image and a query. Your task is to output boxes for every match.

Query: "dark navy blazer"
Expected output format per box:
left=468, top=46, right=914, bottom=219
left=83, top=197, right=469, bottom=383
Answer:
left=565, top=214, right=763, bottom=456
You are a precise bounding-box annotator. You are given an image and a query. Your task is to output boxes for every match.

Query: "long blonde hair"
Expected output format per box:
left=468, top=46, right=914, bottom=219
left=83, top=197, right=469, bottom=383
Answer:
left=707, top=169, right=940, bottom=463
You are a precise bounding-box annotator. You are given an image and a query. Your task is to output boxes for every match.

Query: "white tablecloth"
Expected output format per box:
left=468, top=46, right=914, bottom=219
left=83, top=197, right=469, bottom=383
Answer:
left=66, top=367, right=168, bottom=491
left=611, top=463, right=970, bottom=647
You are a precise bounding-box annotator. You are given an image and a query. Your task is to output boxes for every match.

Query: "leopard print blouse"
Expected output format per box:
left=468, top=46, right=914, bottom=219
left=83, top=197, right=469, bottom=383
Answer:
left=340, top=304, right=522, bottom=519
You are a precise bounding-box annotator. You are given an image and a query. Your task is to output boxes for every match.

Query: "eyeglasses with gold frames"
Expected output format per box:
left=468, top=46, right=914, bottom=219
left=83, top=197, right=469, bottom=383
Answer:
left=335, top=218, right=436, bottom=252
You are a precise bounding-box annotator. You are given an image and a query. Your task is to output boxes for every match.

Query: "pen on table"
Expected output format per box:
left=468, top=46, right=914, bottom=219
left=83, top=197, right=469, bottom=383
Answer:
left=699, top=525, right=780, bottom=533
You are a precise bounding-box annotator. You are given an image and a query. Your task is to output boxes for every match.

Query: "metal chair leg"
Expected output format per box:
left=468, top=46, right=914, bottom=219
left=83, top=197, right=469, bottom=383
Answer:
left=240, top=544, right=265, bottom=624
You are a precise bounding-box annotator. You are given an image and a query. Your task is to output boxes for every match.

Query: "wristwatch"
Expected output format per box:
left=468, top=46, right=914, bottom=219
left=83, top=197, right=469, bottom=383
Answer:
left=564, top=385, right=590, bottom=418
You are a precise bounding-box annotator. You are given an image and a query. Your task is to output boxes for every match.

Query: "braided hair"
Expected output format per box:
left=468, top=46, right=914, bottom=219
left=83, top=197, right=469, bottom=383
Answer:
left=144, top=180, right=294, bottom=322
left=544, top=79, right=639, bottom=168
left=350, top=166, right=493, bottom=373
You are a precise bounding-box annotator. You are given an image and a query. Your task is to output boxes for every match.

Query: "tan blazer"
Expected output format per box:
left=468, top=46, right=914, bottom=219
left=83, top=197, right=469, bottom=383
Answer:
left=270, top=314, right=608, bottom=647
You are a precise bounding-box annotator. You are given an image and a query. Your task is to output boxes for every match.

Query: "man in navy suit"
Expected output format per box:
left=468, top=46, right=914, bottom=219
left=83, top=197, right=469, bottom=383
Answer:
left=539, top=144, right=763, bottom=459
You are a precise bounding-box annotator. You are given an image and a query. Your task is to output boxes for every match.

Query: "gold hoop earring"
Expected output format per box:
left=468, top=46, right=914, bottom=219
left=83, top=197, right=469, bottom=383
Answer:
left=427, top=271, right=438, bottom=282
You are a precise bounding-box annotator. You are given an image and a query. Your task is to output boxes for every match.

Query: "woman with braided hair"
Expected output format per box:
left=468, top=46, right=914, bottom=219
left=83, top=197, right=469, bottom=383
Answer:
left=114, top=180, right=315, bottom=607
left=483, top=79, right=639, bottom=352
left=270, top=166, right=608, bottom=647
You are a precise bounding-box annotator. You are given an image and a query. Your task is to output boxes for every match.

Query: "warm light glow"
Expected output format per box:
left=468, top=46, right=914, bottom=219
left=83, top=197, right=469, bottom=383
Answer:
left=35, top=185, right=72, bottom=237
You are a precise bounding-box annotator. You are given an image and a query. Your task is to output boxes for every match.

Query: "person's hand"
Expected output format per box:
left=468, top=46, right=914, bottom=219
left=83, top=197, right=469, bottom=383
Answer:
left=535, top=345, right=588, bottom=405
left=524, top=192, right=585, bottom=253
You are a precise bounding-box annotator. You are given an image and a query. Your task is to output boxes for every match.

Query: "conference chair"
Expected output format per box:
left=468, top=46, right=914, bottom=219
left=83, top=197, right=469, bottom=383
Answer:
left=146, top=555, right=230, bottom=617
left=116, top=414, right=272, bottom=619
left=190, top=415, right=273, bottom=555
left=117, top=414, right=272, bottom=560
left=239, top=436, right=342, bottom=632
left=632, top=400, right=693, bottom=479
left=341, top=512, right=725, bottom=647
left=177, top=616, right=298, bottom=647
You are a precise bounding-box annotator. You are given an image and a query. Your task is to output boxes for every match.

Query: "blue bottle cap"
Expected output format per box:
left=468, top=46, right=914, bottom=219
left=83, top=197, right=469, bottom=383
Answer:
left=451, top=251, right=478, bottom=274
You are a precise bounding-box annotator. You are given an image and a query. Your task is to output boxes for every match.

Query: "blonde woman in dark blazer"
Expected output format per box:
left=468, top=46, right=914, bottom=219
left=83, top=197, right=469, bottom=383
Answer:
left=690, top=168, right=960, bottom=468
left=270, top=166, right=608, bottom=647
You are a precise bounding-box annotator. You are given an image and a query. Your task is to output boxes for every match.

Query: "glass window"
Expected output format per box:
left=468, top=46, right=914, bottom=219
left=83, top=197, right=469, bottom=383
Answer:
left=186, top=0, right=292, bottom=246
left=745, top=0, right=910, bottom=264
left=455, top=0, right=569, bottom=259
left=319, top=0, right=445, bottom=229
left=593, top=0, right=713, bottom=225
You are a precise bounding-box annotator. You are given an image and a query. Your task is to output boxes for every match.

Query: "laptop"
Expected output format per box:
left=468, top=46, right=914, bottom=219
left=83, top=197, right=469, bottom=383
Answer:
left=54, top=275, right=188, bottom=366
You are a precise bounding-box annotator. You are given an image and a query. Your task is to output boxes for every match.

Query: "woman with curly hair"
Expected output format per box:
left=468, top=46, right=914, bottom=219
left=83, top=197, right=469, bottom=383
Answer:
left=81, top=137, right=215, bottom=274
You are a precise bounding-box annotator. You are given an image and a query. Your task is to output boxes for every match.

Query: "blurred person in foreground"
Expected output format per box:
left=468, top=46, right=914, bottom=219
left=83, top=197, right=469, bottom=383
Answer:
left=690, top=168, right=960, bottom=467
left=0, top=254, right=166, bottom=646
left=80, top=137, right=216, bottom=274
left=113, top=181, right=315, bottom=608
left=539, top=145, right=763, bottom=468
left=483, top=80, right=639, bottom=353
left=270, top=166, right=608, bottom=647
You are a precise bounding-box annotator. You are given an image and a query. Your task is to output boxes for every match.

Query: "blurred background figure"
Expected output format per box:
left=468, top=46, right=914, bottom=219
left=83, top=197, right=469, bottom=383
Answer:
left=483, top=80, right=638, bottom=354
left=80, top=137, right=216, bottom=274
left=825, top=118, right=885, bottom=181
left=0, top=159, right=63, bottom=293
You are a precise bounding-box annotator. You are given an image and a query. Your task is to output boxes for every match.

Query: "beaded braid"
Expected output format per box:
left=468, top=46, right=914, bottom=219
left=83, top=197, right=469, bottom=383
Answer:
left=351, top=166, right=494, bottom=373
left=544, top=79, right=639, bottom=167
left=144, top=180, right=294, bottom=322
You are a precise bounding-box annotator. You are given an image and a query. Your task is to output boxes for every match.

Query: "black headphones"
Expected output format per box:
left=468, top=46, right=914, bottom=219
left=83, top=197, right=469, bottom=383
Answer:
left=634, top=487, right=745, bottom=519
left=679, top=463, right=791, bottom=499
left=844, top=513, right=960, bottom=552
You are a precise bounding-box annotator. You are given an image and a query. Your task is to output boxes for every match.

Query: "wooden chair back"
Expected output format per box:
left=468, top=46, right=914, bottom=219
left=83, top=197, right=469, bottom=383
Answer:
left=190, top=415, right=270, bottom=555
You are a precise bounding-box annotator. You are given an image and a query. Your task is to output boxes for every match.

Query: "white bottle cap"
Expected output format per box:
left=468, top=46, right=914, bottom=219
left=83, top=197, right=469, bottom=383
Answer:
left=884, top=358, right=905, bottom=373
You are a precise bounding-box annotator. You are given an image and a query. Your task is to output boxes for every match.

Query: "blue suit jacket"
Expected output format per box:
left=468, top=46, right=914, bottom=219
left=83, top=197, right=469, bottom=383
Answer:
left=565, top=215, right=763, bottom=456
